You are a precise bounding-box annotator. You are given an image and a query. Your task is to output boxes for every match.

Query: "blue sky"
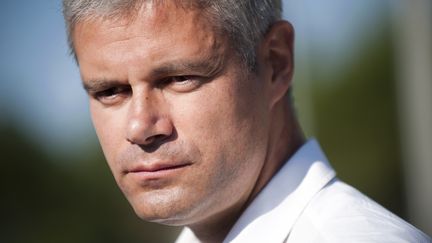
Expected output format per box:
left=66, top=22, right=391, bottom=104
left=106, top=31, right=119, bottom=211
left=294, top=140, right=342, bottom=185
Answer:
left=0, top=0, right=391, bottom=156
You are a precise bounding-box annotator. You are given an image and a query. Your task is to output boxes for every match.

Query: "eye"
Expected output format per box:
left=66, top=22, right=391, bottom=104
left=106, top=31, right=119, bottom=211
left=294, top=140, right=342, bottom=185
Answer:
left=160, top=76, right=203, bottom=92
left=93, top=86, right=131, bottom=105
left=172, top=76, right=190, bottom=83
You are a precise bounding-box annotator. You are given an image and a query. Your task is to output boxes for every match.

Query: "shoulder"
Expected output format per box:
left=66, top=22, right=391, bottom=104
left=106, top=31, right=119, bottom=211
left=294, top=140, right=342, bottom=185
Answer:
left=288, top=180, right=431, bottom=243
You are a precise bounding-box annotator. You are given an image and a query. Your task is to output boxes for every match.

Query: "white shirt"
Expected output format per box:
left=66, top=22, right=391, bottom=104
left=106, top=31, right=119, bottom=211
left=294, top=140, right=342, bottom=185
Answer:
left=175, top=140, right=430, bottom=243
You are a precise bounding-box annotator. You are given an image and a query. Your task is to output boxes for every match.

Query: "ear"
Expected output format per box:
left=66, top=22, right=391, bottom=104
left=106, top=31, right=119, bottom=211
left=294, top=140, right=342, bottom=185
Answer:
left=257, top=21, right=294, bottom=108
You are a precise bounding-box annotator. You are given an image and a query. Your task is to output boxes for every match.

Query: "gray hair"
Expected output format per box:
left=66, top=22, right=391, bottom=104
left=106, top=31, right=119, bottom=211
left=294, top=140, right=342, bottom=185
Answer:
left=63, top=0, right=282, bottom=70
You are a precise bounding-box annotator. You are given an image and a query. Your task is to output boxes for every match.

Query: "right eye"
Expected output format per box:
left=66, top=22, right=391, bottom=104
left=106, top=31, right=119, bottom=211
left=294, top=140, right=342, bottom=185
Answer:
left=93, top=86, right=131, bottom=105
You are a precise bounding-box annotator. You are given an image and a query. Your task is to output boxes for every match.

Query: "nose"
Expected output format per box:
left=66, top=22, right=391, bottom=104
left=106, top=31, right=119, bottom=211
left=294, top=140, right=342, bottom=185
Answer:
left=126, top=94, right=173, bottom=146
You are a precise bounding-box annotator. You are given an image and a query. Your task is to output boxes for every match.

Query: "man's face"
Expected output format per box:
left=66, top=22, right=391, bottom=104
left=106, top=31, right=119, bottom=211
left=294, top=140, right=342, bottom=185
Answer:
left=74, top=3, right=272, bottom=225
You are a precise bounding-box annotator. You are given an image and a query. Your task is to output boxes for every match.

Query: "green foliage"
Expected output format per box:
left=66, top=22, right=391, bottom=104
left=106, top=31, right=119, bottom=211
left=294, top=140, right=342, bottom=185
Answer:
left=301, top=22, right=406, bottom=216
left=0, top=124, right=180, bottom=243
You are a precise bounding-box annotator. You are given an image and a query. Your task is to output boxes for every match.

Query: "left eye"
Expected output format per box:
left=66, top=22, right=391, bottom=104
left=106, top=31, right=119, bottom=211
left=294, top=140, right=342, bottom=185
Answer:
left=159, top=76, right=203, bottom=92
left=171, top=76, right=190, bottom=83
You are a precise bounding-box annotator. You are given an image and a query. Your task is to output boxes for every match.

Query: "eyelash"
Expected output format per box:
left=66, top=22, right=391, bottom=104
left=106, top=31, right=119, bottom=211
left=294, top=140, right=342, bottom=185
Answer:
left=158, top=75, right=204, bottom=91
left=91, top=75, right=204, bottom=104
left=94, top=86, right=131, bottom=100
left=160, top=76, right=193, bottom=85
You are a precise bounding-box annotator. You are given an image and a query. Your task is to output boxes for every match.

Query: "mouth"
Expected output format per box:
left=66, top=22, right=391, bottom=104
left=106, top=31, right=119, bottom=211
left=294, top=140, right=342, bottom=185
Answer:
left=125, top=161, right=192, bottom=180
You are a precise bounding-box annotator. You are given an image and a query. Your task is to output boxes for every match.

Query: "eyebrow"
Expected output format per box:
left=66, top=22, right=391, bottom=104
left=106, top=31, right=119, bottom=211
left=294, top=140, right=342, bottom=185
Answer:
left=150, top=53, right=226, bottom=79
left=82, top=53, right=226, bottom=93
left=82, top=79, right=125, bottom=94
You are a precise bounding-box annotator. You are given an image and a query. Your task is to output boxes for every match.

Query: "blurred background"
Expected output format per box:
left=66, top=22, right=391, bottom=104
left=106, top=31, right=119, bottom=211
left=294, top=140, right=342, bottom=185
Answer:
left=1, top=0, right=431, bottom=242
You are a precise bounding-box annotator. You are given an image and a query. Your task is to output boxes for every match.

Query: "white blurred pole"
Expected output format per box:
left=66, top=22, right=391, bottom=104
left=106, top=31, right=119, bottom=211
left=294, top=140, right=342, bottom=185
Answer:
left=392, top=0, right=432, bottom=235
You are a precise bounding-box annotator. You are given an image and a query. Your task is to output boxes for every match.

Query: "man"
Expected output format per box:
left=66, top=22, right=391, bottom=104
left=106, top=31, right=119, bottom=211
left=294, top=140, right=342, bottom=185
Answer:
left=63, top=0, right=430, bottom=242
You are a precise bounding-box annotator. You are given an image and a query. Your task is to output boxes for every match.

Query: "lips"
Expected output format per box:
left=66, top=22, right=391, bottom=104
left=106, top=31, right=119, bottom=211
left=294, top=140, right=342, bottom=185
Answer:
left=128, top=162, right=191, bottom=173
left=124, top=161, right=192, bottom=180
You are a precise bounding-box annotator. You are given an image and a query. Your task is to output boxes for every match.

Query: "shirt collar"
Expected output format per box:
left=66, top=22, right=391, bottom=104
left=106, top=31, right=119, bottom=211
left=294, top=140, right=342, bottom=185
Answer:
left=176, top=139, right=336, bottom=243
left=223, top=139, right=336, bottom=242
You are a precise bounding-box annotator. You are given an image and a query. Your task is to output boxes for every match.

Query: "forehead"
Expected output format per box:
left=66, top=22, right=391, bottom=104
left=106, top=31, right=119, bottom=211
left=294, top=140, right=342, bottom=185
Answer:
left=73, top=1, right=213, bottom=38
left=73, top=2, right=227, bottom=75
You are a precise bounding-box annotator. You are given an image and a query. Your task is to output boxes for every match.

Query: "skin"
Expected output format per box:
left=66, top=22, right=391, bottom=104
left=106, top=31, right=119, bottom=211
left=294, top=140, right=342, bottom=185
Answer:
left=73, top=2, right=303, bottom=243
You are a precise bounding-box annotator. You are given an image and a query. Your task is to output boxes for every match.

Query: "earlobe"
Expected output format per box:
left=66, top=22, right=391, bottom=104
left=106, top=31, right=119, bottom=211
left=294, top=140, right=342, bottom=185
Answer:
left=259, top=21, right=295, bottom=108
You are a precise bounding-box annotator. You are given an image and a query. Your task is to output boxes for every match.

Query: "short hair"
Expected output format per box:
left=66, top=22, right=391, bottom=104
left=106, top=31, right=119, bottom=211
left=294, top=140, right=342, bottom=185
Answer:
left=62, top=0, right=282, bottom=70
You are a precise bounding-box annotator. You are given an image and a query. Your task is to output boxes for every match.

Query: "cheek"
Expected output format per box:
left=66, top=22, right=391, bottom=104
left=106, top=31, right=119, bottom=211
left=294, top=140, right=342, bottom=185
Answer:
left=168, top=76, right=269, bottom=172
left=90, top=104, right=125, bottom=165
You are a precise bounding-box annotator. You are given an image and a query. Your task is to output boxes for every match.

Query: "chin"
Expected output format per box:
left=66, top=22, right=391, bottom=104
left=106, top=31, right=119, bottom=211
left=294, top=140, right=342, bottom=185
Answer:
left=127, top=190, right=201, bottom=226
left=132, top=205, right=197, bottom=226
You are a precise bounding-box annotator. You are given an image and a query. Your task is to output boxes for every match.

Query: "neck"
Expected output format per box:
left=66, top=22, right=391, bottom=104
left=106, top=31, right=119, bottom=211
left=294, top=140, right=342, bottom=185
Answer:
left=189, top=102, right=304, bottom=243
left=248, top=101, right=305, bottom=206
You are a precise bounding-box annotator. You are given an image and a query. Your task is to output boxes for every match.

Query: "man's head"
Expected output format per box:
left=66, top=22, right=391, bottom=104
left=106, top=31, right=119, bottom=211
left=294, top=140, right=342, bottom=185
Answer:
left=64, top=0, right=300, bottom=233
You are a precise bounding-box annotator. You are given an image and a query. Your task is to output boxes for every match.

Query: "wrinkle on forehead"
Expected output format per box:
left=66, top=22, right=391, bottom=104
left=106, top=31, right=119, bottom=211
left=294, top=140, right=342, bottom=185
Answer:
left=74, top=0, right=217, bottom=47
left=72, top=0, right=216, bottom=52
left=73, top=0, right=232, bottom=82
left=73, top=0, right=211, bottom=31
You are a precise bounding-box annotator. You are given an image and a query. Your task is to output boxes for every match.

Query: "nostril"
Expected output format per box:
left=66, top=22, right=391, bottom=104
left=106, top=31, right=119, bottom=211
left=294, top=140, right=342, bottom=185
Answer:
left=141, top=134, right=169, bottom=146
left=143, top=136, right=155, bottom=145
left=147, top=134, right=168, bottom=144
left=140, top=134, right=172, bottom=153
